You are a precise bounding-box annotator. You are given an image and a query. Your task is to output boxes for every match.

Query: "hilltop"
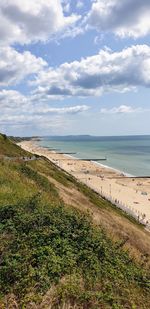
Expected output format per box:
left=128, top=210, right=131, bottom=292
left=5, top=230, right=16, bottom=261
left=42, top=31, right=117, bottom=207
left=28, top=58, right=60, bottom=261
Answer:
left=0, top=134, right=150, bottom=308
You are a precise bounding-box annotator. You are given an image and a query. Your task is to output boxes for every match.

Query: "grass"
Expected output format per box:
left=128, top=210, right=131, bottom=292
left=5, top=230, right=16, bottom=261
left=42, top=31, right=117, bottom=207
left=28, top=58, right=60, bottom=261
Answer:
left=0, top=135, right=150, bottom=308
left=0, top=133, right=30, bottom=157
left=29, top=157, right=75, bottom=187
left=27, top=158, right=144, bottom=228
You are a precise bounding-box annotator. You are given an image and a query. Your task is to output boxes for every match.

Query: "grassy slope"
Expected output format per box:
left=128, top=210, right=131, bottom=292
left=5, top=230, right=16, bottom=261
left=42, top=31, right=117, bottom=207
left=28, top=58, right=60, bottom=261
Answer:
left=0, top=136, right=150, bottom=309
left=30, top=159, right=150, bottom=260
left=0, top=133, right=30, bottom=157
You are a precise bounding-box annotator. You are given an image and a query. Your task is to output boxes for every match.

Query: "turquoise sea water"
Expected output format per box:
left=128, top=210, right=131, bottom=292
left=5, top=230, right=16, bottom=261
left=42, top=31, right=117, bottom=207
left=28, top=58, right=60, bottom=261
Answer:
left=39, top=135, right=150, bottom=176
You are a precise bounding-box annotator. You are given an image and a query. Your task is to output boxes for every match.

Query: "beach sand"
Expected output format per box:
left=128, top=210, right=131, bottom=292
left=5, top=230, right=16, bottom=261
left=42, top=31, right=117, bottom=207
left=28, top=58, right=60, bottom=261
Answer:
left=19, top=140, right=150, bottom=229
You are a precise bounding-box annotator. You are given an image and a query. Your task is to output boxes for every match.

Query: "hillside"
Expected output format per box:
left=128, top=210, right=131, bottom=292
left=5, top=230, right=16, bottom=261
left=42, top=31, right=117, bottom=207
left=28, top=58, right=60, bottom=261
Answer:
left=0, top=134, right=150, bottom=308
left=0, top=133, right=30, bottom=157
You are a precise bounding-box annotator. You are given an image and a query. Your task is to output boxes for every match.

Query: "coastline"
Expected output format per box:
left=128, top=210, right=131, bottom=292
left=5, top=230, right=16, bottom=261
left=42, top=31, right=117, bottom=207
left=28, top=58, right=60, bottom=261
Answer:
left=40, top=144, right=133, bottom=177
left=18, top=140, right=150, bottom=230
left=92, top=160, right=134, bottom=177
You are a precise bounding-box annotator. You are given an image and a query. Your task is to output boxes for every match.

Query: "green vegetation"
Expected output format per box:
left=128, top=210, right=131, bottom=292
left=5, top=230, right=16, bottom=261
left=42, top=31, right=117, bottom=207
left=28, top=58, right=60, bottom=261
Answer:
left=0, top=133, right=30, bottom=157
left=27, top=158, right=143, bottom=227
left=0, top=135, right=150, bottom=308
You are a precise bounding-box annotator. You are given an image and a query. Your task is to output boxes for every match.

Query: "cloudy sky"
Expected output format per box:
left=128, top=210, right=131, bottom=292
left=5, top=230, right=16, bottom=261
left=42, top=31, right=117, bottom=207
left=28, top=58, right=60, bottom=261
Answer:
left=1, top=0, right=150, bottom=136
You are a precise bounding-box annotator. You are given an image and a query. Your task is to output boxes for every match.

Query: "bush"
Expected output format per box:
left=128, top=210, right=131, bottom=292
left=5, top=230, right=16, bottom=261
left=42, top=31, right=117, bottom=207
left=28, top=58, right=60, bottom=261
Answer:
left=0, top=197, right=149, bottom=308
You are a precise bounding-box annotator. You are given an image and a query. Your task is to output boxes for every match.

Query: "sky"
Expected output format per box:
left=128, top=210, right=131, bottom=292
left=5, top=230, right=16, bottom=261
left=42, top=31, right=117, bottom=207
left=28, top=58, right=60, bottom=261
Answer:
left=0, top=0, right=150, bottom=136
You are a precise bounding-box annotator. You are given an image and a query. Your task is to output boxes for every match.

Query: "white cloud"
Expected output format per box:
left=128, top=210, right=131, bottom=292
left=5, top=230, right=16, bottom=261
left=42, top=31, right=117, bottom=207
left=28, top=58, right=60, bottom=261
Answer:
left=86, top=0, right=150, bottom=38
left=100, top=105, right=144, bottom=114
left=0, top=0, right=80, bottom=45
left=34, top=105, right=90, bottom=114
left=0, top=46, right=47, bottom=86
left=76, top=1, right=84, bottom=9
left=0, top=90, right=28, bottom=108
left=0, top=88, right=89, bottom=133
left=0, top=89, right=89, bottom=115
left=94, top=34, right=104, bottom=45
left=0, top=113, right=68, bottom=136
left=32, top=45, right=150, bottom=99
left=63, top=3, right=71, bottom=13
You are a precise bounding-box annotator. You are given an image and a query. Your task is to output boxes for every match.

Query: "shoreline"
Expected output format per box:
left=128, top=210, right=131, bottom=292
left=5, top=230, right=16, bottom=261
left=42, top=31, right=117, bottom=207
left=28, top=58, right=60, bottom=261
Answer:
left=18, top=140, right=150, bottom=230
left=40, top=143, right=133, bottom=178
left=92, top=160, right=134, bottom=178
left=39, top=140, right=135, bottom=177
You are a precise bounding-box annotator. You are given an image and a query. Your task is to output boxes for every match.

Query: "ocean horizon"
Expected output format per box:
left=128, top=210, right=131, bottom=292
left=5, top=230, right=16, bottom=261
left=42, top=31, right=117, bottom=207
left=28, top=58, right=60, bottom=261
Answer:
left=38, top=135, right=150, bottom=177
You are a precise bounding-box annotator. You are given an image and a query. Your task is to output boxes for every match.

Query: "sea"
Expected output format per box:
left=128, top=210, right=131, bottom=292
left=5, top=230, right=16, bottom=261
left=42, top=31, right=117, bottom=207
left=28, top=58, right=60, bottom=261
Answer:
left=38, top=135, right=150, bottom=177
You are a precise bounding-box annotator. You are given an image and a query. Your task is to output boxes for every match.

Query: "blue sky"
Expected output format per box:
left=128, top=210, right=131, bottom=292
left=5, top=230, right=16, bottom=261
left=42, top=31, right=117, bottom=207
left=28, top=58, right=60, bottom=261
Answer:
left=0, top=0, right=150, bottom=136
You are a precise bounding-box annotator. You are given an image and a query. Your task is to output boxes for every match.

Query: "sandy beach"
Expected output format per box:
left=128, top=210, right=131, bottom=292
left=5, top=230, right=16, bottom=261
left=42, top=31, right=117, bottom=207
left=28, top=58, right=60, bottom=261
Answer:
left=19, top=140, right=150, bottom=230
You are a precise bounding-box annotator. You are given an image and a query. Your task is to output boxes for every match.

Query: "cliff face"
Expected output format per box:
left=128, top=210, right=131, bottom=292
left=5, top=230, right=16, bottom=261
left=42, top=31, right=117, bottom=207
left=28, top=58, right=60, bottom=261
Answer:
left=0, top=134, right=150, bottom=309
